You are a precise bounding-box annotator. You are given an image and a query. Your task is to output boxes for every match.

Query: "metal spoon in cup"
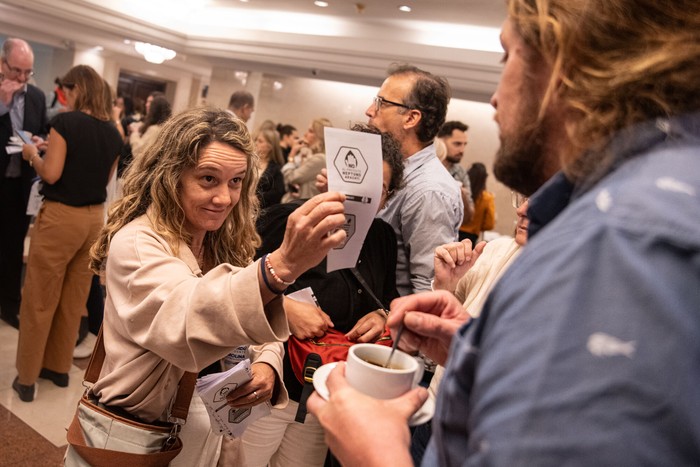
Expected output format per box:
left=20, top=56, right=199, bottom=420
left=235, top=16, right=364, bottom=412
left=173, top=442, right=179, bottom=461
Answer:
left=384, top=319, right=405, bottom=368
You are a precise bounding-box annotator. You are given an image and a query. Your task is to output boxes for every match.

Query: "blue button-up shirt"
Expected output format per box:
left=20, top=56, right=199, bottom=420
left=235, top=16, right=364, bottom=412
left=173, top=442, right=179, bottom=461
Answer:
left=426, top=112, right=700, bottom=466
left=378, top=144, right=463, bottom=295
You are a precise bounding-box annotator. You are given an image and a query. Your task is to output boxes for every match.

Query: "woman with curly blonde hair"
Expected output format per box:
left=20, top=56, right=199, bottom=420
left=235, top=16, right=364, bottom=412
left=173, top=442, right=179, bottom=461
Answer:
left=69, top=107, right=347, bottom=466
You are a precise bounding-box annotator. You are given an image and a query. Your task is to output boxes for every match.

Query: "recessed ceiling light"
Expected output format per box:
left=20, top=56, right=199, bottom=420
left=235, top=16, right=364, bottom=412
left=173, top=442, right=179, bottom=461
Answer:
left=398, top=5, right=411, bottom=12
left=239, top=0, right=249, bottom=2
left=314, top=1, right=329, bottom=7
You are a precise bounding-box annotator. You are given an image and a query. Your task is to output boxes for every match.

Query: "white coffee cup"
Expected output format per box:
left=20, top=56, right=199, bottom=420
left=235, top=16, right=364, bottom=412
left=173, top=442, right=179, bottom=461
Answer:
left=345, top=343, right=424, bottom=400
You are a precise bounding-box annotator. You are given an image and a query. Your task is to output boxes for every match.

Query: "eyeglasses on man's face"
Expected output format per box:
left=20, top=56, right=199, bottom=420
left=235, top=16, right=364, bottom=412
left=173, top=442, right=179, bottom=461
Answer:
left=511, top=192, right=528, bottom=209
left=2, top=59, right=34, bottom=78
left=373, top=95, right=411, bottom=113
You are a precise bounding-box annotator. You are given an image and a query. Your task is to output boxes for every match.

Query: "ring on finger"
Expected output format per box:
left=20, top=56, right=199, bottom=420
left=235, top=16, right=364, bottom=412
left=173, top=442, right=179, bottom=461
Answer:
left=253, top=390, right=258, bottom=400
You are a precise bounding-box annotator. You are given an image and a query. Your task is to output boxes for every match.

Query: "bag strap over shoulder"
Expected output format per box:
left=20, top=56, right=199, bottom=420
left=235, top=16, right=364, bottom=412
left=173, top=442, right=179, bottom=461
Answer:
left=85, top=326, right=197, bottom=423
left=350, top=267, right=387, bottom=313
left=84, top=327, right=106, bottom=384
left=294, top=352, right=323, bottom=423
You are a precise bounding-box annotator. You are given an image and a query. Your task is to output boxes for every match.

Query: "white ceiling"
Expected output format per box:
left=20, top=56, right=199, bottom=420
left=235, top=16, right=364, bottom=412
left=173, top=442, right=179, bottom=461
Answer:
left=0, top=0, right=507, bottom=101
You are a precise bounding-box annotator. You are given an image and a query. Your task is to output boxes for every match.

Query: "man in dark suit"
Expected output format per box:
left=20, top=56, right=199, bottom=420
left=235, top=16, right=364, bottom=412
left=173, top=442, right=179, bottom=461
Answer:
left=0, top=38, right=48, bottom=328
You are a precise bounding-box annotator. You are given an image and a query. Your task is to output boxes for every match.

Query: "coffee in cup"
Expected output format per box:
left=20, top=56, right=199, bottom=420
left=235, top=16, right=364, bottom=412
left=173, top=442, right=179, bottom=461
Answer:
left=345, top=343, right=423, bottom=400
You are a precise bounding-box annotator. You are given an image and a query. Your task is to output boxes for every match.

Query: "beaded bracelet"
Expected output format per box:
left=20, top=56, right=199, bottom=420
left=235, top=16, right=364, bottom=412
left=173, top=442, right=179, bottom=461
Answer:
left=265, top=254, right=295, bottom=287
left=260, top=255, right=286, bottom=295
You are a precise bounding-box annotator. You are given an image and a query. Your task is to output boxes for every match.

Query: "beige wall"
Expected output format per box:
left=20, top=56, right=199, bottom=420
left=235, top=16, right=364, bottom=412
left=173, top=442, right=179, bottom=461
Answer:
left=445, top=100, right=516, bottom=236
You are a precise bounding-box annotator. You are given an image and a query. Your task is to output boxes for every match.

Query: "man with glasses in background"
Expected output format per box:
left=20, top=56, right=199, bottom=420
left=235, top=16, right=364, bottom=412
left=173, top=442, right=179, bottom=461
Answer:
left=0, top=38, right=48, bottom=329
left=365, top=64, right=463, bottom=297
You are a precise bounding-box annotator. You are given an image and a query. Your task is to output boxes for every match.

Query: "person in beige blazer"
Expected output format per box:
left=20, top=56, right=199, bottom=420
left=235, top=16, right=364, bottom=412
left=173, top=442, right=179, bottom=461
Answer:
left=75, top=108, right=347, bottom=466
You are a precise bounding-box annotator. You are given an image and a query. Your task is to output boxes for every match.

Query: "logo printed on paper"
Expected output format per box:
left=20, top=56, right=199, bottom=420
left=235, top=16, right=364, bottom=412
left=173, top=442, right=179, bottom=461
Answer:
left=229, top=407, right=251, bottom=424
left=333, top=214, right=356, bottom=250
left=213, top=383, right=239, bottom=403
left=334, top=146, right=368, bottom=184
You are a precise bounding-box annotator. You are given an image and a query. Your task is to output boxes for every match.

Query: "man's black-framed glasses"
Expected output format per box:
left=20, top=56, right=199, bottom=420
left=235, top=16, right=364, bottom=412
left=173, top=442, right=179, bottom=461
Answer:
left=511, top=191, right=528, bottom=209
left=2, top=58, right=34, bottom=78
left=373, top=95, right=411, bottom=112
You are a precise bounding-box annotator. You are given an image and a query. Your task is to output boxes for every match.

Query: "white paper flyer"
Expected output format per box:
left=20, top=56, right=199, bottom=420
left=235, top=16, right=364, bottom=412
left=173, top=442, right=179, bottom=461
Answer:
left=196, top=358, right=271, bottom=438
left=324, top=127, right=383, bottom=272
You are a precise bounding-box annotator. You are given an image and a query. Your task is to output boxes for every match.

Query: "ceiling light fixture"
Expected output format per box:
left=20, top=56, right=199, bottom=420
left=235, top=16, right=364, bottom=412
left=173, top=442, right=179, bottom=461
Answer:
left=398, top=5, right=411, bottom=12
left=314, top=1, right=329, bottom=7
left=134, top=41, right=176, bottom=64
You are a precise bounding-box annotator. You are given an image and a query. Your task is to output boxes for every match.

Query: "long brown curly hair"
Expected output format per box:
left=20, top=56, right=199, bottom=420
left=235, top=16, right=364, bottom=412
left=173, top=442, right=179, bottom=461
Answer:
left=508, top=0, right=700, bottom=182
left=90, top=107, right=260, bottom=273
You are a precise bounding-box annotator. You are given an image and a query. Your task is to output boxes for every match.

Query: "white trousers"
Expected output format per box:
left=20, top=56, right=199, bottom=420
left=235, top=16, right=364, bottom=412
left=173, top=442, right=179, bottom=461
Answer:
left=238, top=400, right=327, bottom=467
left=171, top=395, right=222, bottom=467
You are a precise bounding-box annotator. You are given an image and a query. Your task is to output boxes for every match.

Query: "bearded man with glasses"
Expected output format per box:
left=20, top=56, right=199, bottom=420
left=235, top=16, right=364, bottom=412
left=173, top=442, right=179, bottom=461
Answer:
left=0, top=38, right=49, bottom=329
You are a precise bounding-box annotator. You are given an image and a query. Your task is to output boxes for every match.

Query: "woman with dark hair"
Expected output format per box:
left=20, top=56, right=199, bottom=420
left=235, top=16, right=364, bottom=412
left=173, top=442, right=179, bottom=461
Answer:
left=276, top=123, right=298, bottom=160
left=459, top=162, right=495, bottom=244
left=15, top=65, right=123, bottom=402
left=129, top=95, right=172, bottom=159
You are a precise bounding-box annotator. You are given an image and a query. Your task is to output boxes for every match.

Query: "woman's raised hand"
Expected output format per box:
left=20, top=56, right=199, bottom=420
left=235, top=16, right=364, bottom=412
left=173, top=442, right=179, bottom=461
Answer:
left=268, top=191, right=347, bottom=282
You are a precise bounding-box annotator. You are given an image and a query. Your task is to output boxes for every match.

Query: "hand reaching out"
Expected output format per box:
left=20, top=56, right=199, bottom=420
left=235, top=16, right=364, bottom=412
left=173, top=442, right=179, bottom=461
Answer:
left=345, top=309, right=387, bottom=343
left=285, top=297, right=334, bottom=339
left=388, top=290, right=470, bottom=366
left=269, top=191, right=346, bottom=281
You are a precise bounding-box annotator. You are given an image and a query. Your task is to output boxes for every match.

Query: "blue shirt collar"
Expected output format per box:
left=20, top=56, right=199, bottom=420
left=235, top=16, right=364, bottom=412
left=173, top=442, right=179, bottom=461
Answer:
left=527, top=111, right=700, bottom=239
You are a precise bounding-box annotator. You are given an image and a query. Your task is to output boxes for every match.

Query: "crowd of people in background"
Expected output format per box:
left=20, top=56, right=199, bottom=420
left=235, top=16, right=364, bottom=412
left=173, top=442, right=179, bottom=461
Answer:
left=2, top=0, right=698, bottom=462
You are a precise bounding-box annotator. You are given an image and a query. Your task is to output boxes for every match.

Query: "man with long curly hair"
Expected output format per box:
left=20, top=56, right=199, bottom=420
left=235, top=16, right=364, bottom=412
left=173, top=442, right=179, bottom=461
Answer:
left=308, top=0, right=700, bottom=464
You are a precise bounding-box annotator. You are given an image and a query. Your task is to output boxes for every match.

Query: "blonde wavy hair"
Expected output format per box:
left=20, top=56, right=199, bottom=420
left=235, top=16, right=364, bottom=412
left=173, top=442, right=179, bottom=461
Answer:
left=309, top=118, right=332, bottom=154
left=509, top=0, right=700, bottom=181
left=90, top=107, right=260, bottom=273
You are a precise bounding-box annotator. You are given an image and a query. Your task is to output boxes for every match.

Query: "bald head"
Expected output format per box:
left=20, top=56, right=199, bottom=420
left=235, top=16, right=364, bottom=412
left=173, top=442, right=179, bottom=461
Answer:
left=1, top=38, right=35, bottom=84
left=2, top=38, right=33, bottom=61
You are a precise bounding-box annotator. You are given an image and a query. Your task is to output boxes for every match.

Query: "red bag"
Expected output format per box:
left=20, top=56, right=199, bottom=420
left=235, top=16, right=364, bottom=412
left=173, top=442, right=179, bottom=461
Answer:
left=287, top=328, right=392, bottom=384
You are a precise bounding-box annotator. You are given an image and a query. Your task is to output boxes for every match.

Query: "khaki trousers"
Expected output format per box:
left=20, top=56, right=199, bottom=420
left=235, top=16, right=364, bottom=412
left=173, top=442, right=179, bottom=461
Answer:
left=16, top=200, right=104, bottom=384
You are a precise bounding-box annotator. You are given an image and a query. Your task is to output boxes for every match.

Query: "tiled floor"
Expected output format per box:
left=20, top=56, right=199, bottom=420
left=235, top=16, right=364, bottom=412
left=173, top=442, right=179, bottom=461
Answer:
left=0, top=320, right=89, bottom=466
